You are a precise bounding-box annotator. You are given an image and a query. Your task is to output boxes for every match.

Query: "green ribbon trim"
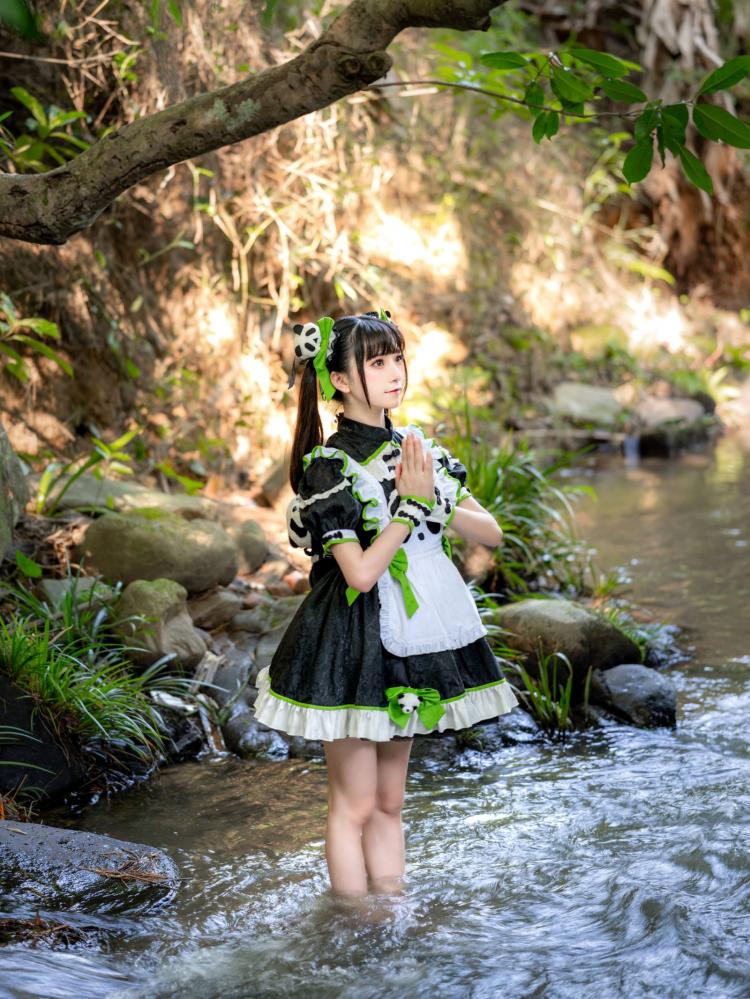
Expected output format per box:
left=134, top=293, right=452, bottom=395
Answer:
left=385, top=685, right=446, bottom=729
left=388, top=546, right=419, bottom=617
left=312, top=316, right=336, bottom=400
left=441, top=534, right=452, bottom=559
left=343, top=546, right=418, bottom=616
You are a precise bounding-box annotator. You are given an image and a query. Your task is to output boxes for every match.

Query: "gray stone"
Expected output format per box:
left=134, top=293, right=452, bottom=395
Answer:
left=0, top=819, right=179, bottom=910
left=0, top=424, right=30, bottom=558
left=115, top=578, right=207, bottom=670
left=227, top=517, right=269, bottom=574
left=220, top=702, right=289, bottom=759
left=591, top=662, right=677, bottom=728
left=187, top=588, right=244, bottom=630
left=38, top=576, right=118, bottom=609
left=493, top=598, right=642, bottom=699
left=551, top=381, right=624, bottom=427
left=229, top=593, right=304, bottom=635
left=634, top=396, right=705, bottom=428
left=78, top=510, right=239, bottom=593
left=29, top=471, right=218, bottom=520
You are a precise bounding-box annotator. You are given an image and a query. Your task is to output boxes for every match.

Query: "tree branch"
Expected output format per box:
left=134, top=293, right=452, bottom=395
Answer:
left=0, top=0, right=505, bottom=245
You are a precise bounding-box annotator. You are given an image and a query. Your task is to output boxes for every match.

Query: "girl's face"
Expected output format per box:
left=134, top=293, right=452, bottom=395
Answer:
left=355, top=349, right=406, bottom=411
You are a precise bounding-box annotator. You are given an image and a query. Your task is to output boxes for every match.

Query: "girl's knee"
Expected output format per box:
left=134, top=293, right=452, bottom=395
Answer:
left=374, top=792, right=405, bottom=817
left=328, top=792, right=378, bottom=827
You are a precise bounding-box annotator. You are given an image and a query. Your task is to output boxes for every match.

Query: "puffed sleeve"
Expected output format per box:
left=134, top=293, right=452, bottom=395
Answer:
left=436, top=444, right=472, bottom=502
left=287, top=454, right=363, bottom=555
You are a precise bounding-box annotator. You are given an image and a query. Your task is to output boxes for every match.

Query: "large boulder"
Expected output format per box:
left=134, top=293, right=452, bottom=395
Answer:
left=0, top=676, right=87, bottom=802
left=591, top=663, right=677, bottom=728
left=115, top=578, right=207, bottom=670
left=550, top=382, right=624, bottom=427
left=78, top=509, right=239, bottom=593
left=29, top=471, right=218, bottom=520
left=633, top=394, right=716, bottom=455
left=0, top=819, right=178, bottom=911
left=493, top=598, right=642, bottom=699
left=0, top=423, right=29, bottom=558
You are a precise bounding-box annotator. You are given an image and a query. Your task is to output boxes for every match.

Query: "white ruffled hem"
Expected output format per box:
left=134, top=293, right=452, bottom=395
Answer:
left=251, top=665, right=520, bottom=742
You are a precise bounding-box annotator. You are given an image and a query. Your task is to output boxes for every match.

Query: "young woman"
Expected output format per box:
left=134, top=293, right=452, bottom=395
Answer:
left=252, top=310, right=518, bottom=898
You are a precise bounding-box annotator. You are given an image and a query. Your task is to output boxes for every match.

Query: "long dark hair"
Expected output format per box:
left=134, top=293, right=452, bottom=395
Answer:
left=289, top=311, right=409, bottom=492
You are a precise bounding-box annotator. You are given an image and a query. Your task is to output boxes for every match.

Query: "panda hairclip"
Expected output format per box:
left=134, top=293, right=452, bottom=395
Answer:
left=287, top=308, right=393, bottom=401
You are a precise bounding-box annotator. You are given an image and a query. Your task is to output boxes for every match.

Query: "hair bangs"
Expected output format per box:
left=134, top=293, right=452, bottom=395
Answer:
left=360, top=319, right=405, bottom=360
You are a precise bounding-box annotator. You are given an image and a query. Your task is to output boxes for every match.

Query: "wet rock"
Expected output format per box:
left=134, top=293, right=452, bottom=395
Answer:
left=0, top=677, right=87, bottom=802
left=187, top=587, right=244, bottom=630
left=78, top=509, right=239, bottom=593
left=285, top=735, right=324, bottom=759
left=115, top=578, right=207, bottom=670
left=30, top=471, right=218, bottom=520
left=221, top=703, right=289, bottom=759
left=252, top=626, right=290, bottom=681
left=633, top=395, right=717, bottom=456
left=492, top=598, right=641, bottom=699
left=591, top=663, right=677, bottom=728
left=229, top=593, right=304, bottom=635
left=0, top=424, right=29, bottom=558
left=550, top=381, right=624, bottom=427
left=0, top=819, right=179, bottom=911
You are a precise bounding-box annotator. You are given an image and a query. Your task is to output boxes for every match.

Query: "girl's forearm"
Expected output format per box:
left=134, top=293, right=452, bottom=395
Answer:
left=331, top=520, right=411, bottom=593
left=449, top=506, right=503, bottom=547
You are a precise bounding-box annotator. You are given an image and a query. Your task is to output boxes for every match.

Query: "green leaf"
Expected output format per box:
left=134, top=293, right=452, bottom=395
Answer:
left=545, top=110, right=560, bottom=138
left=10, top=86, right=46, bottom=127
left=677, top=145, right=714, bottom=195
left=524, top=81, right=545, bottom=110
left=0, top=0, right=43, bottom=40
left=570, top=46, right=630, bottom=78
left=11, top=334, right=73, bottom=375
left=15, top=550, right=42, bottom=578
left=479, top=51, right=529, bottom=70
left=634, top=107, right=659, bottom=142
left=15, top=316, right=60, bottom=339
left=697, top=55, right=750, bottom=96
left=656, top=124, right=666, bottom=166
left=551, top=67, right=594, bottom=104
left=661, top=103, right=689, bottom=143
left=598, top=78, right=648, bottom=103
left=622, top=137, right=653, bottom=184
left=532, top=111, right=548, bottom=143
left=693, top=104, right=750, bottom=148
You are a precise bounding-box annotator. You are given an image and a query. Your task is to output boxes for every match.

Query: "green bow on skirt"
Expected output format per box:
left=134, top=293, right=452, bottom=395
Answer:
left=345, top=546, right=420, bottom=617
left=385, top=685, right=445, bottom=729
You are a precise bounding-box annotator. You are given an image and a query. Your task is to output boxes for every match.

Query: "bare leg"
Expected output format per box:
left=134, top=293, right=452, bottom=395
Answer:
left=362, top=737, right=414, bottom=892
left=322, top=737, right=377, bottom=897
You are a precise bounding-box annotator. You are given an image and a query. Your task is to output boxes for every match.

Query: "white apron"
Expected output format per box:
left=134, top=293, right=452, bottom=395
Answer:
left=299, top=430, right=489, bottom=658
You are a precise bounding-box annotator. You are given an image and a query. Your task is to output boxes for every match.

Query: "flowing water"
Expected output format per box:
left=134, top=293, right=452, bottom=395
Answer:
left=3, top=433, right=749, bottom=999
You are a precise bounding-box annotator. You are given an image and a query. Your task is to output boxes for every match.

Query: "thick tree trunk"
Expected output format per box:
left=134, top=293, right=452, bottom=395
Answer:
left=0, top=0, right=504, bottom=245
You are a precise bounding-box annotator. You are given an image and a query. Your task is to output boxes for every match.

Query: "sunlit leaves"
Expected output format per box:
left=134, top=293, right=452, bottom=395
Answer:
left=693, top=104, right=750, bottom=148
left=479, top=51, right=529, bottom=70
left=697, top=55, right=750, bottom=96
left=569, top=46, right=632, bottom=79
left=550, top=66, right=594, bottom=103
left=598, top=79, right=648, bottom=103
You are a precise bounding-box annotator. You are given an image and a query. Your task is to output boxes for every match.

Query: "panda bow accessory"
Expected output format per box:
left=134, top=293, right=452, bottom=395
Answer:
left=385, top=685, right=445, bottom=729
left=287, top=308, right=392, bottom=400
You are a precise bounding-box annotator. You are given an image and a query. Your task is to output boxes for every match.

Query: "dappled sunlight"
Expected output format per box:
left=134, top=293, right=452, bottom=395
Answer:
left=623, top=289, right=692, bottom=355
left=358, top=207, right=467, bottom=284
left=205, top=303, right=237, bottom=350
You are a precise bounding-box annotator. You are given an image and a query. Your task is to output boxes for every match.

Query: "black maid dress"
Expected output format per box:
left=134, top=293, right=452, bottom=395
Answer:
left=251, top=412, right=519, bottom=741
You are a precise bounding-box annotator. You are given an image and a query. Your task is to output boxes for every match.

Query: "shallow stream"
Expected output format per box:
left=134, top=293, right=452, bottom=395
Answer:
left=4, top=433, right=749, bottom=999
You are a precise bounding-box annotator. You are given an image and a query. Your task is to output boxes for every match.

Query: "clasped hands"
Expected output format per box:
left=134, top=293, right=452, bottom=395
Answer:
left=394, top=432, right=453, bottom=527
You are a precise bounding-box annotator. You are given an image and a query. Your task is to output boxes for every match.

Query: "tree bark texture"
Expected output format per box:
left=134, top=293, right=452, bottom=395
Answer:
left=0, top=0, right=505, bottom=245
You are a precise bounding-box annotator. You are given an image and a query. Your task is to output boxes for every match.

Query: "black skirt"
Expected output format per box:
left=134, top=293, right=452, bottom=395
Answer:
left=252, top=561, right=519, bottom=742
